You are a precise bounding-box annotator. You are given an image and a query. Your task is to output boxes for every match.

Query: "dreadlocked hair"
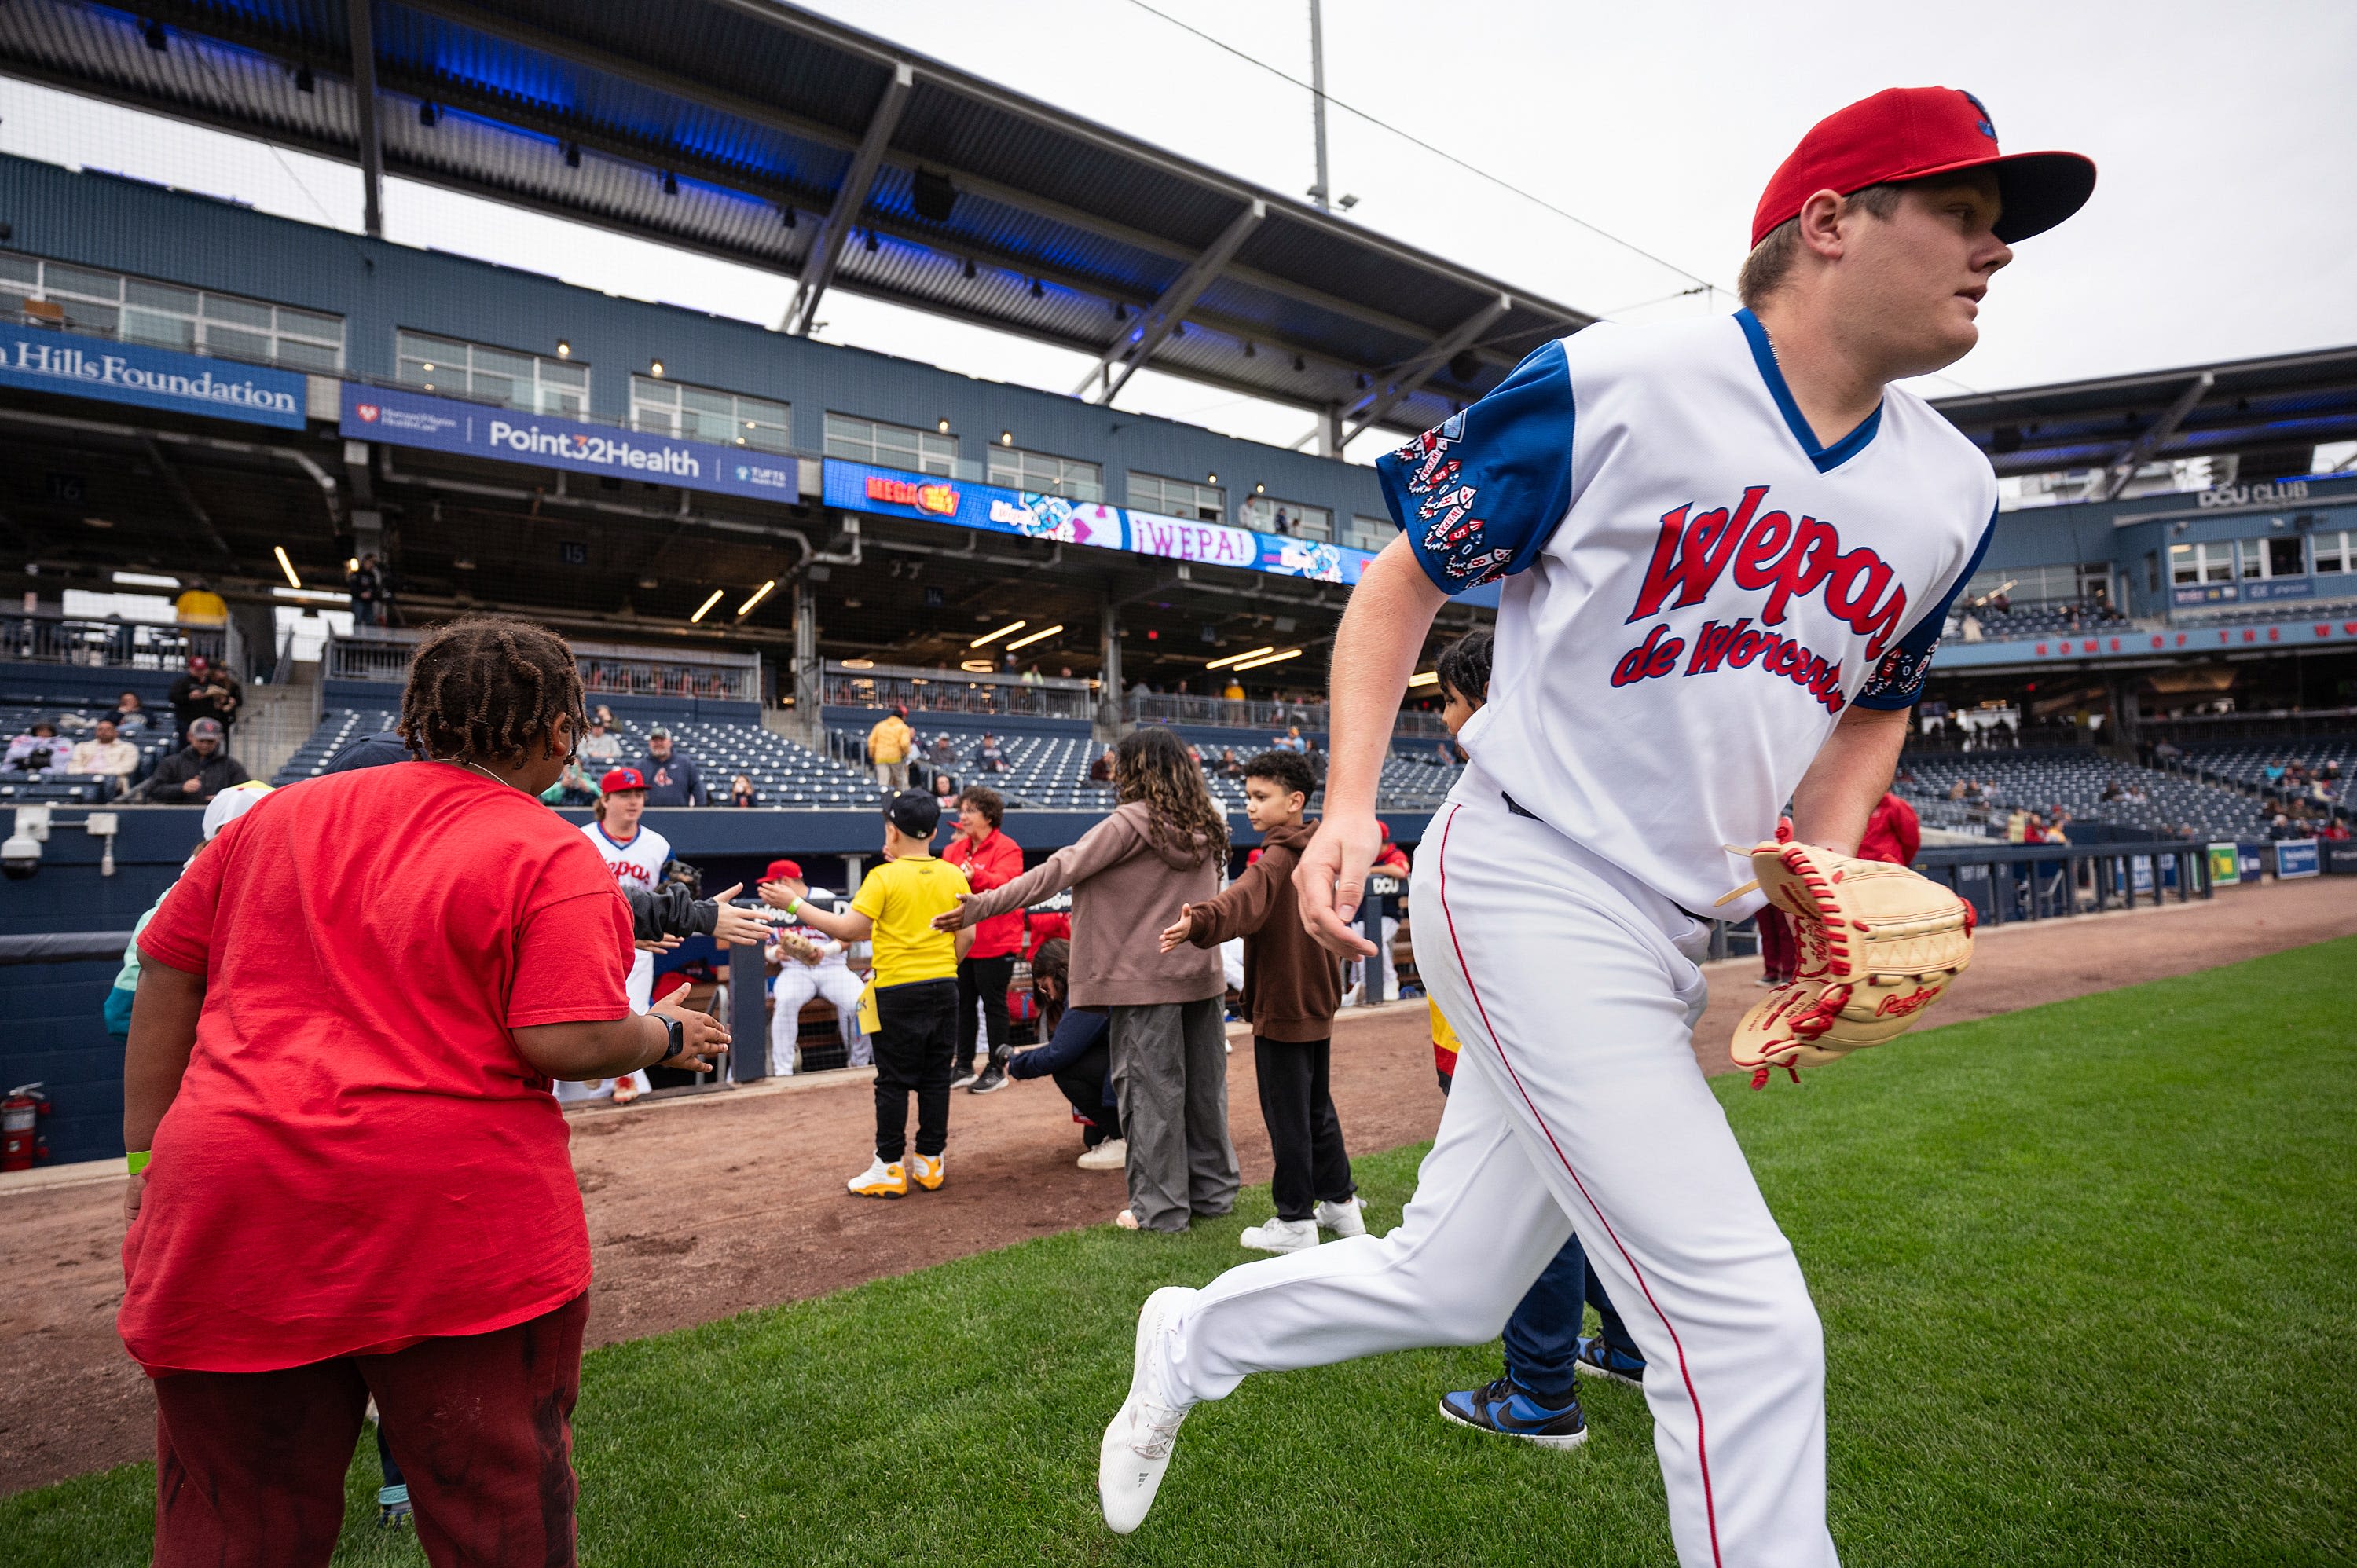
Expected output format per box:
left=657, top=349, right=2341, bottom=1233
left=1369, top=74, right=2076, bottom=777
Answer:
left=1435, top=630, right=1493, bottom=707
left=398, top=616, right=587, bottom=765
left=1114, top=725, right=1229, bottom=866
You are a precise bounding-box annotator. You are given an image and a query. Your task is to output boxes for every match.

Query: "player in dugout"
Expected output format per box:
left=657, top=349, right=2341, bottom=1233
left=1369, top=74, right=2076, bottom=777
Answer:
left=119, top=616, right=730, bottom=1563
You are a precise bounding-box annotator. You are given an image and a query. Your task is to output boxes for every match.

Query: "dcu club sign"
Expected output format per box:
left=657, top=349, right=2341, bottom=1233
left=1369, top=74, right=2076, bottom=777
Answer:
left=1, top=332, right=306, bottom=429
left=340, top=383, right=799, bottom=505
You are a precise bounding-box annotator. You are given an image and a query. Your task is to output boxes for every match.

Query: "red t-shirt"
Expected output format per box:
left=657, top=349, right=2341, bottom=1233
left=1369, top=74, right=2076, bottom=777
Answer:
left=1857, top=793, right=1922, bottom=866
left=944, top=827, right=1026, bottom=959
left=123, top=763, right=633, bottom=1374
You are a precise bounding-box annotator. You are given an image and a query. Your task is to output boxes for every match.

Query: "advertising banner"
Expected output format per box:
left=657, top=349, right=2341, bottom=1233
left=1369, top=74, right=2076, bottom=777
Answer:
left=0, top=331, right=306, bottom=428
left=342, top=383, right=800, bottom=505
left=2274, top=840, right=2320, bottom=879
left=2205, top=843, right=2240, bottom=886
left=2129, top=853, right=2154, bottom=895
left=818, top=456, right=1472, bottom=598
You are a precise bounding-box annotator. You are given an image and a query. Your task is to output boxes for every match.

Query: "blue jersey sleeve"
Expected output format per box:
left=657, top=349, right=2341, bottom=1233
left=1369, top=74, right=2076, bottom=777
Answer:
left=1375, top=339, right=1575, bottom=595
left=1854, top=507, right=1996, bottom=710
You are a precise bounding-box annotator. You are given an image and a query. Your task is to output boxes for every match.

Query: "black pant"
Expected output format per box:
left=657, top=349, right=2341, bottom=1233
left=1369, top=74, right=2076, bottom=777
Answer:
left=1253, top=1035, right=1354, bottom=1222
left=872, top=979, right=957, bottom=1162
left=955, top=954, right=1016, bottom=1072
left=1050, top=1039, right=1121, bottom=1146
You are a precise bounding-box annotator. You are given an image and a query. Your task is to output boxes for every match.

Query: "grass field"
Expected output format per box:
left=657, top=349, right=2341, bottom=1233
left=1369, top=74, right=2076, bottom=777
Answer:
left=9, top=939, right=2355, bottom=1566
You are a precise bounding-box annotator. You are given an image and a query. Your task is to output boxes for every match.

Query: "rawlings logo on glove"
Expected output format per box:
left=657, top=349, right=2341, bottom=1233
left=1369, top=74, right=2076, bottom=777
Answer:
left=1726, top=840, right=1975, bottom=1087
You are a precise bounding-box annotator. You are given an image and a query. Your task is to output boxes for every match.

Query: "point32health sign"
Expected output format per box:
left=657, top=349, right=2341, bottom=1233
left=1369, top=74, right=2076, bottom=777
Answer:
left=340, top=383, right=798, bottom=504
left=1, top=332, right=306, bottom=429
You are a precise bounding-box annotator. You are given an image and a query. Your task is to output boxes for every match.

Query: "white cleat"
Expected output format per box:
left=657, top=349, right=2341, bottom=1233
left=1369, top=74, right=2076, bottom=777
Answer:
left=1314, top=1196, right=1366, bottom=1237
left=1098, top=1285, right=1199, bottom=1534
left=1238, top=1216, right=1320, bottom=1254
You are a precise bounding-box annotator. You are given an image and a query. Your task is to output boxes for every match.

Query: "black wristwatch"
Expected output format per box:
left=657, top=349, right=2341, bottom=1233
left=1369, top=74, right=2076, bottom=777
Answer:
left=658, top=1014, right=684, bottom=1062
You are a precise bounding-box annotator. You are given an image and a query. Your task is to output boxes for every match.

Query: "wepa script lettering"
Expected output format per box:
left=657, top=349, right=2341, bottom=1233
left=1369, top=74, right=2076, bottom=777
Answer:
left=1127, top=514, right=1257, bottom=566
left=1626, top=485, right=1909, bottom=661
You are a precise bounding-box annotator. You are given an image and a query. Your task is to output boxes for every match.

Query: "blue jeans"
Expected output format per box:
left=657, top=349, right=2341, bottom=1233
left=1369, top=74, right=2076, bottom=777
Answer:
left=1502, top=1233, right=1642, bottom=1398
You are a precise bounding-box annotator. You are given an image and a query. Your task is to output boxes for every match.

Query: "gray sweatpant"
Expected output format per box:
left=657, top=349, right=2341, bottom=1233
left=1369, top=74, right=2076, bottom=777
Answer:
left=1107, top=998, right=1238, bottom=1232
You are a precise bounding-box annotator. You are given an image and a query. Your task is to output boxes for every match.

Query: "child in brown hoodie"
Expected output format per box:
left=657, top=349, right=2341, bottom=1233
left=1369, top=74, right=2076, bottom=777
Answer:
left=1159, top=749, right=1360, bottom=1255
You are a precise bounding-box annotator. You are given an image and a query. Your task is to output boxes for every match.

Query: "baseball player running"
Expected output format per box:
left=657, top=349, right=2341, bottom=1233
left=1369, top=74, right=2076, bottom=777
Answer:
left=1095, top=87, right=2093, bottom=1566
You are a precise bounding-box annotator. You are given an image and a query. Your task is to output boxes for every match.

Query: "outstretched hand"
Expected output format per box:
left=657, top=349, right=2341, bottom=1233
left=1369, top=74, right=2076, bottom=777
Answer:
left=1294, top=812, right=1381, bottom=958
left=930, top=892, right=981, bottom=932
left=651, top=993, right=730, bottom=1074
left=758, top=877, right=808, bottom=911
left=705, top=884, right=769, bottom=947
left=1157, top=908, right=1197, bottom=954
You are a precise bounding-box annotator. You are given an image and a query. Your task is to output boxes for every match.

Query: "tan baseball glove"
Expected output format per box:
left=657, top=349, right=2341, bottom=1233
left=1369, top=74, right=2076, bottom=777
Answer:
left=1728, top=840, right=1975, bottom=1086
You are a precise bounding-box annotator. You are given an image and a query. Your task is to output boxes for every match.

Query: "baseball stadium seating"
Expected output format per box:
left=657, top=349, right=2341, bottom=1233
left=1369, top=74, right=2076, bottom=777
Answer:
left=0, top=698, right=184, bottom=802
left=1897, top=750, right=2263, bottom=840
left=1954, top=602, right=2127, bottom=639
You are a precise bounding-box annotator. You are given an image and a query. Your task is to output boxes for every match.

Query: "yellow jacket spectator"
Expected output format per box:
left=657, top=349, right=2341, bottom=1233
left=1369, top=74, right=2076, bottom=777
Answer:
left=174, top=581, right=228, bottom=627
left=867, top=707, right=915, bottom=790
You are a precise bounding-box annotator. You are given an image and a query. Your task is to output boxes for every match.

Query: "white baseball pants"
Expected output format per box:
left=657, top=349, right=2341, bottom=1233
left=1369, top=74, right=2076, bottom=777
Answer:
left=769, top=964, right=869, bottom=1075
left=1157, top=795, right=1835, bottom=1568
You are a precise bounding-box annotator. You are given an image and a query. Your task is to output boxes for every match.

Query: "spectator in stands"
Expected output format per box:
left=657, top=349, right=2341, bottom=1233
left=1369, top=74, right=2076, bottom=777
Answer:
left=1008, top=939, right=1125, bottom=1170
left=929, top=732, right=957, bottom=770
left=1222, top=676, right=1246, bottom=705
left=172, top=577, right=228, bottom=628
left=169, top=654, right=242, bottom=745
left=944, top=785, right=1025, bottom=1094
left=936, top=727, right=1233, bottom=1234
left=728, top=772, right=757, bottom=808
left=347, top=554, right=391, bottom=628
left=637, top=726, right=707, bottom=807
left=577, top=713, right=623, bottom=766
left=541, top=758, right=599, bottom=808
left=111, top=691, right=150, bottom=735
left=1217, top=747, right=1245, bottom=779
left=977, top=732, right=1009, bottom=774
left=118, top=616, right=728, bottom=1564
left=1274, top=725, right=1307, bottom=754
left=869, top=705, right=915, bottom=790
left=931, top=771, right=959, bottom=804
left=70, top=716, right=140, bottom=797
left=6, top=719, right=63, bottom=772
left=1088, top=745, right=1114, bottom=785
left=1858, top=791, right=1922, bottom=866
left=143, top=718, right=248, bottom=803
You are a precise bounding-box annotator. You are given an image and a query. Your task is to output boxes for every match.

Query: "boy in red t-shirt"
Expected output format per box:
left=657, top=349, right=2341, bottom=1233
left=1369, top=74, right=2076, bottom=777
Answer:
left=123, top=619, right=728, bottom=1564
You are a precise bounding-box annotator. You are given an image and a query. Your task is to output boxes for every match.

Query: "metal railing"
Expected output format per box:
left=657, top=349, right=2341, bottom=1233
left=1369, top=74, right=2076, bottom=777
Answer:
left=1912, top=840, right=2212, bottom=924
left=0, top=612, right=230, bottom=674
left=823, top=662, right=1099, bottom=723
left=327, top=628, right=760, bottom=702
left=1123, top=691, right=1452, bottom=741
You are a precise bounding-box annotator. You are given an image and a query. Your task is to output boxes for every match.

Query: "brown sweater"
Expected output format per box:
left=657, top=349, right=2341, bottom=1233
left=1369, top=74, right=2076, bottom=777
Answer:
left=958, top=801, right=1224, bottom=1010
left=1182, top=818, right=1341, bottom=1042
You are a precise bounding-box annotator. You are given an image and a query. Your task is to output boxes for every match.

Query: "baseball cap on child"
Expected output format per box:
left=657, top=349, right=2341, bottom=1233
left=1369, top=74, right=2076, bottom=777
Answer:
left=600, top=767, right=647, bottom=793
left=200, top=779, right=273, bottom=841
left=764, top=859, right=802, bottom=883
left=1750, top=86, right=2095, bottom=247
left=885, top=790, right=940, bottom=839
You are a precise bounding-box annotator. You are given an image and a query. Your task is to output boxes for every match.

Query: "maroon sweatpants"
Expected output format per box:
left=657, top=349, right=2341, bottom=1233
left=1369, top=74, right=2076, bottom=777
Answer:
left=151, top=1291, right=588, bottom=1568
left=1757, top=904, right=1798, bottom=984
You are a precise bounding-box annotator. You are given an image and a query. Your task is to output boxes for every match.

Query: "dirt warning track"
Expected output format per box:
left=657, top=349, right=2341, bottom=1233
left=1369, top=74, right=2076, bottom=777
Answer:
left=5, top=875, right=2352, bottom=1493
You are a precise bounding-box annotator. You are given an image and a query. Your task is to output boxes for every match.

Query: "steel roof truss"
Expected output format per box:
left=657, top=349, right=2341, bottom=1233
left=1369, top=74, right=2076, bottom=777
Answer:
left=784, top=60, right=911, bottom=336
left=1080, top=200, right=1263, bottom=405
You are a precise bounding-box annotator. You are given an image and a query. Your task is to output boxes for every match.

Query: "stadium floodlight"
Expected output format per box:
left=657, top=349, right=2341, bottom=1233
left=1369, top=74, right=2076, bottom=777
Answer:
left=1230, top=648, right=1303, bottom=672
left=113, top=571, right=179, bottom=588
left=1407, top=671, right=1439, bottom=688
left=970, top=620, right=1026, bottom=648
left=736, top=580, right=776, bottom=617
left=1003, top=624, right=1063, bottom=652
left=1205, top=645, right=1276, bottom=670
left=690, top=588, right=724, bottom=623
left=273, top=545, right=302, bottom=590
left=960, top=659, right=994, bottom=674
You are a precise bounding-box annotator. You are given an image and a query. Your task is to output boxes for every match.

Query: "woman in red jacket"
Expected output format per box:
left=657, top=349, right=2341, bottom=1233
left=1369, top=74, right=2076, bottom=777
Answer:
left=944, top=783, right=1026, bottom=1092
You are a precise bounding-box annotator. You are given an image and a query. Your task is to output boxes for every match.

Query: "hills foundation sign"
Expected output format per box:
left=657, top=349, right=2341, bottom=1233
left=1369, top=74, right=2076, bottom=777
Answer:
left=0, top=332, right=306, bottom=429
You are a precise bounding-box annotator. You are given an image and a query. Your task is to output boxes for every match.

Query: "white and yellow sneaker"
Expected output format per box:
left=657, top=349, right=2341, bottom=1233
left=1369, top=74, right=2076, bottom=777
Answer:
left=847, top=1156, right=907, bottom=1199
left=907, top=1151, right=945, bottom=1191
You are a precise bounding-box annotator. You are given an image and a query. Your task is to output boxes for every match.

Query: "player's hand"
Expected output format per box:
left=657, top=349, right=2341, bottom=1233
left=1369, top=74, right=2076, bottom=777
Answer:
left=634, top=934, right=683, bottom=954
left=930, top=892, right=981, bottom=932
left=770, top=929, right=823, bottom=966
left=1296, top=811, right=1381, bottom=959
left=1157, top=909, right=1197, bottom=953
left=704, top=885, right=767, bottom=947
left=758, top=877, right=808, bottom=911
left=651, top=994, right=729, bottom=1072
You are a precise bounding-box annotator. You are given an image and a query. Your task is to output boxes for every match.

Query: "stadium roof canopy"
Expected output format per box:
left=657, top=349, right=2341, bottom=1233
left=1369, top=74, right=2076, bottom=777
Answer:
left=1, top=0, right=1597, bottom=443
left=1934, top=343, right=2357, bottom=492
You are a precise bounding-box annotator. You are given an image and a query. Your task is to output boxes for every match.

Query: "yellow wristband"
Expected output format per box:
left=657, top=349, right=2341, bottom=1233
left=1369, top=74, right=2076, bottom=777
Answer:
left=126, top=1150, right=150, bottom=1175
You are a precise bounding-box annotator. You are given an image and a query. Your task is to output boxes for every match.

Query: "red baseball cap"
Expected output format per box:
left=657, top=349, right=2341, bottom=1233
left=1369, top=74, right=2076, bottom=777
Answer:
left=1751, top=87, right=2094, bottom=247
left=764, top=859, right=801, bottom=883
left=600, top=767, right=647, bottom=793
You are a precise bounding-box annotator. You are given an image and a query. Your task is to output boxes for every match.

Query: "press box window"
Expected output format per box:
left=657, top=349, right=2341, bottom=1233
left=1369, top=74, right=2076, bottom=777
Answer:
left=2314, top=530, right=2351, bottom=574
left=2236, top=537, right=2305, bottom=579
left=631, top=376, right=790, bottom=453
left=397, top=331, right=586, bottom=416
left=1241, top=496, right=1331, bottom=541
left=987, top=446, right=1102, bottom=502
left=1346, top=515, right=1393, bottom=551
left=2168, top=543, right=2232, bottom=585
left=1, top=251, right=345, bottom=370
left=1127, top=472, right=1224, bottom=522
left=825, top=413, right=956, bottom=475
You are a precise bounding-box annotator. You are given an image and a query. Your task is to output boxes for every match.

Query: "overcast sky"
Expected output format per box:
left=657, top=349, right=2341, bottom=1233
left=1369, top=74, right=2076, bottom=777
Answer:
left=6, top=0, right=2351, bottom=460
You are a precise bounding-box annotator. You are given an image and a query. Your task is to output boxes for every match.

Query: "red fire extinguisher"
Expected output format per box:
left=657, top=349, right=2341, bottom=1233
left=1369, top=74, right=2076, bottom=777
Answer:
left=2, top=1083, right=50, bottom=1172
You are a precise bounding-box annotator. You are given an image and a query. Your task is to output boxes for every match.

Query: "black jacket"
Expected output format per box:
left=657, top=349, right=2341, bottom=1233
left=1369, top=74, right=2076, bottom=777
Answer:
left=143, top=746, right=250, bottom=802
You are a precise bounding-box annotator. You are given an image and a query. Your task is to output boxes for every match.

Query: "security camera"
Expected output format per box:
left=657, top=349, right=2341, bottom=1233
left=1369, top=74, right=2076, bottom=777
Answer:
left=1, top=831, right=39, bottom=880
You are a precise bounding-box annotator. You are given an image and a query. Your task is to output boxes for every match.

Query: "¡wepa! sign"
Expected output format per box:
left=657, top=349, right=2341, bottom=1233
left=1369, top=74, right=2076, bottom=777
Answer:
left=340, top=383, right=799, bottom=504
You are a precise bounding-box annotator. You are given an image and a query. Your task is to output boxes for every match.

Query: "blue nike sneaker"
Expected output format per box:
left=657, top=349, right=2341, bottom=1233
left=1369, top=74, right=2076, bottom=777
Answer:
left=1437, top=1373, right=1588, bottom=1449
left=1573, top=1335, right=1646, bottom=1389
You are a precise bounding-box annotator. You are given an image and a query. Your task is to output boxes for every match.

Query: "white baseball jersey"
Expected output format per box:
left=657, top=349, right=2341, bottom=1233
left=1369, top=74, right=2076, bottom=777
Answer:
left=1377, top=310, right=1994, bottom=916
left=582, top=820, right=672, bottom=1012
